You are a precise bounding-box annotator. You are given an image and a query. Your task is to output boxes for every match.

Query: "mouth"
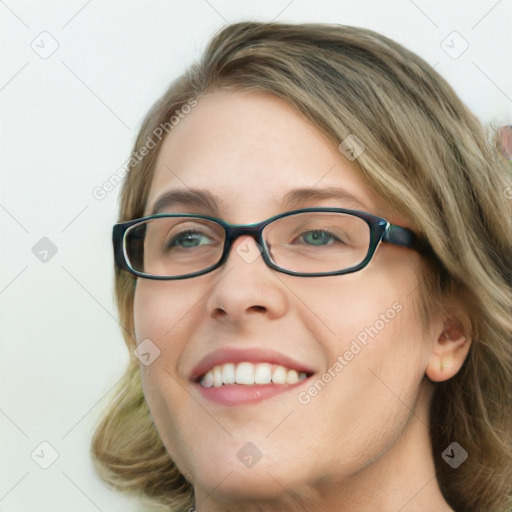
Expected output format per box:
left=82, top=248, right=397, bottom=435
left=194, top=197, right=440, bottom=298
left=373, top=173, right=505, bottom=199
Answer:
left=197, top=361, right=311, bottom=387
left=190, top=349, right=315, bottom=405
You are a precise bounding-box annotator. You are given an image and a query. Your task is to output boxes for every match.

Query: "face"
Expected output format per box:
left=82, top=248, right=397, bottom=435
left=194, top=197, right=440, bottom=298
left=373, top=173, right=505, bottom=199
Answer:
left=133, top=91, right=438, bottom=505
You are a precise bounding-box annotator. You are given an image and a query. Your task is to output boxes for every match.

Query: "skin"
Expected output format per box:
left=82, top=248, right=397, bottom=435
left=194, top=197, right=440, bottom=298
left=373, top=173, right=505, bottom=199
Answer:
left=133, top=90, right=471, bottom=511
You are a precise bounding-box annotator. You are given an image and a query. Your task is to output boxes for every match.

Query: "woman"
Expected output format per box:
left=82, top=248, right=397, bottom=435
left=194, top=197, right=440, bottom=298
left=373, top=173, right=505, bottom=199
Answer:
left=92, top=22, right=512, bottom=512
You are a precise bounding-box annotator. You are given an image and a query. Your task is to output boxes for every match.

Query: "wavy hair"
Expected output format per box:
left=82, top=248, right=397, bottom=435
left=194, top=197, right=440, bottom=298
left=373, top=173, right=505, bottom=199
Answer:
left=91, top=21, right=512, bottom=512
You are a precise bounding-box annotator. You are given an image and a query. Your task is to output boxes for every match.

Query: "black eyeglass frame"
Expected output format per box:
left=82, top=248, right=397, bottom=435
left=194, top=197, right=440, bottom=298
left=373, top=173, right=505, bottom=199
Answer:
left=113, top=207, right=428, bottom=280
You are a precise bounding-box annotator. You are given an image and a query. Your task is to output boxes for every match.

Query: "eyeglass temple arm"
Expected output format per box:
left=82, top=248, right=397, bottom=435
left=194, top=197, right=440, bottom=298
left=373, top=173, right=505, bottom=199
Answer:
left=382, top=224, right=431, bottom=255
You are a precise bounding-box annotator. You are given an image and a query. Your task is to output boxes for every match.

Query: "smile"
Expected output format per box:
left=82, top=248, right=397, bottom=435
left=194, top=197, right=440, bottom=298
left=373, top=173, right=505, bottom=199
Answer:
left=199, top=362, right=309, bottom=387
left=191, top=348, right=315, bottom=405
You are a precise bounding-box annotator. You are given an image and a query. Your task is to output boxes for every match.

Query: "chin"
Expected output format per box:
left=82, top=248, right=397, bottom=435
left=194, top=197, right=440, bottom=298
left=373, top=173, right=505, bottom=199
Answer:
left=180, top=437, right=309, bottom=501
left=191, top=462, right=295, bottom=502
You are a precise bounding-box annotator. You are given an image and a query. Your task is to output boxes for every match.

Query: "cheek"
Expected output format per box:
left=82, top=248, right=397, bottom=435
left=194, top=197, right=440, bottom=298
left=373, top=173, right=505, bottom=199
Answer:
left=294, top=269, right=430, bottom=420
left=132, top=282, right=197, bottom=411
left=134, top=282, right=167, bottom=342
left=293, top=267, right=423, bottom=355
left=133, top=280, right=200, bottom=346
left=291, top=291, right=429, bottom=476
left=132, top=282, right=205, bottom=479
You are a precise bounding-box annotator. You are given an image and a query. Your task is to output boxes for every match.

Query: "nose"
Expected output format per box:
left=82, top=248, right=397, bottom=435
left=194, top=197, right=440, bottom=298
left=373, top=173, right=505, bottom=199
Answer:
left=232, top=234, right=264, bottom=266
left=205, top=235, right=288, bottom=322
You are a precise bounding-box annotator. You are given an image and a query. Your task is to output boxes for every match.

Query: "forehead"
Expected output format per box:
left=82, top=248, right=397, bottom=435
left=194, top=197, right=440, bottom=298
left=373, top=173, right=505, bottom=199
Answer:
left=145, top=91, right=384, bottom=221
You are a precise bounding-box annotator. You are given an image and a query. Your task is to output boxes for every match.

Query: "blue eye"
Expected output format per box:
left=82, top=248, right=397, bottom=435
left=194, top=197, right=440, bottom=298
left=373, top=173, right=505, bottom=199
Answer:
left=168, top=230, right=212, bottom=249
left=300, top=230, right=339, bottom=246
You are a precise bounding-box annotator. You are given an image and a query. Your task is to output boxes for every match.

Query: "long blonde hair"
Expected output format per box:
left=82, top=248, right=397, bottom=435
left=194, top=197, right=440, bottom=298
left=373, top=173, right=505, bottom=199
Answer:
left=91, top=22, right=512, bottom=512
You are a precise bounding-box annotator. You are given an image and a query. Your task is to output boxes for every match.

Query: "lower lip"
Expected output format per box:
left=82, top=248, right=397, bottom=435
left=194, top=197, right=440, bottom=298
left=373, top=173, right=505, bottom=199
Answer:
left=195, top=379, right=310, bottom=405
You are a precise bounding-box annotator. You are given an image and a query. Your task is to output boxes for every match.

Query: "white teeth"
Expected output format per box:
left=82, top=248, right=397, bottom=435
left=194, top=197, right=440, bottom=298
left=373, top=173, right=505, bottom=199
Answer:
left=222, top=363, right=235, bottom=384
left=213, top=366, right=223, bottom=387
left=285, top=369, right=299, bottom=384
left=235, top=362, right=254, bottom=384
left=200, top=371, right=213, bottom=388
left=199, top=362, right=309, bottom=388
left=271, top=365, right=287, bottom=384
left=254, top=363, right=272, bottom=384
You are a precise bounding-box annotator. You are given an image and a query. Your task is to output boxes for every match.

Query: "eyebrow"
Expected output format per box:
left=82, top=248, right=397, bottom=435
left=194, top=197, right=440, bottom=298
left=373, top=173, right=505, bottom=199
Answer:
left=149, top=186, right=379, bottom=217
left=281, top=186, right=377, bottom=214
left=150, top=189, right=223, bottom=216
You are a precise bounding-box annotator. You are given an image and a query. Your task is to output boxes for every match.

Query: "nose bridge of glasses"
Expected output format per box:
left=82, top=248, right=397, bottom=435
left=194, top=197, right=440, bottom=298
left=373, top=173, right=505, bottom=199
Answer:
left=225, top=224, right=264, bottom=253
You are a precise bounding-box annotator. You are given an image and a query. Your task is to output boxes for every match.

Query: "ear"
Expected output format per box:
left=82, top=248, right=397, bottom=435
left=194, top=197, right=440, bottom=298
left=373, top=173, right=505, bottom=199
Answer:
left=425, top=313, right=471, bottom=382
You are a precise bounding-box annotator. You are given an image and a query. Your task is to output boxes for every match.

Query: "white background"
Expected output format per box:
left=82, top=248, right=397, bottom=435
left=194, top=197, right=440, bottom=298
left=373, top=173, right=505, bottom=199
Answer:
left=1, top=1, right=510, bottom=511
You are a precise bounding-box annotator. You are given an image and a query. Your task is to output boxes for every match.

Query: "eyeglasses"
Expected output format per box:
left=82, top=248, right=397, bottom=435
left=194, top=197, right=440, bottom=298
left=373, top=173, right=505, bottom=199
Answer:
left=113, top=207, right=427, bottom=280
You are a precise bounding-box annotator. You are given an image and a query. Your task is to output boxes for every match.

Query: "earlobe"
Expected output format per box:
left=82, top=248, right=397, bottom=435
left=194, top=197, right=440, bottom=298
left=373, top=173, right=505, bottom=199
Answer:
left=425, top=316, right=471, bottom=383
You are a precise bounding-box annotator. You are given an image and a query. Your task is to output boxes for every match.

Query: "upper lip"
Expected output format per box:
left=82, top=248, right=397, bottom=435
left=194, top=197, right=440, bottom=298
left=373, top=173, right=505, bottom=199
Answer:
left=190, top=347, right=316, bottom=381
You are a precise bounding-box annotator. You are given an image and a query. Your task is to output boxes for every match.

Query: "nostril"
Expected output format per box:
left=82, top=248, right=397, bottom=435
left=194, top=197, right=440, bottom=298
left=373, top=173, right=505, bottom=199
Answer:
left=212, top=307, right=227, bottom=319
left=249, top=305, right=266, bottom=313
